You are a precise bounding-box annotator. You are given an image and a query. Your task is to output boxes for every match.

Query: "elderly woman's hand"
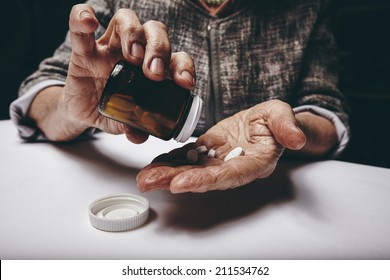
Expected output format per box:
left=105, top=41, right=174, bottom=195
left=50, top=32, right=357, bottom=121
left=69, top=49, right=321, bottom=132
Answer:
left=28, top=4, right=195, bottom=142
left=137, top=99, right=306, bottom=193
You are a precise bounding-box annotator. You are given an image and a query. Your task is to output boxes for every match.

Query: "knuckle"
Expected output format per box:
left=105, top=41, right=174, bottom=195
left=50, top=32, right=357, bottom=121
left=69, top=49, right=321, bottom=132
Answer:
left=175, top=51, right=188, bottom=57
left=143, top=20, right=170, bottom=52
left=127, top=25, right=145, bottom=41
left=115, top=23, right=144, bottom=38
left=112, top=9, right=144, bottom=40
left=144, top=20, right=167, bottom=31
left=173, top=52, right=195, bottom=69
left=174, top=51, right=192, bottom=62
left=147, top=39, right=171, bottom=53
left=114, top=8, right=135, bottom=18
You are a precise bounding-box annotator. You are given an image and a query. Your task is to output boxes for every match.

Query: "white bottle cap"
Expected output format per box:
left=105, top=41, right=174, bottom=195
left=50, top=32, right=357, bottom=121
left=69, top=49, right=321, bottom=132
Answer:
left=175, top=95, right=203, bottom=143
left=89, top=194, right=149, bottom=232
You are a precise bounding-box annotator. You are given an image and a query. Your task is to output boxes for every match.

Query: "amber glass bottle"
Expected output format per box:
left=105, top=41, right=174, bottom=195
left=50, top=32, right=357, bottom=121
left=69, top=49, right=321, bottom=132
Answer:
left=98, top=61, right=203, bottom=142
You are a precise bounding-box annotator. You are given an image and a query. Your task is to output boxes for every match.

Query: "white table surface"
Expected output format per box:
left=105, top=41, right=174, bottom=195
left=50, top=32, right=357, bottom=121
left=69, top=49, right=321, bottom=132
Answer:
left=1, top=119, right=389, bottom=259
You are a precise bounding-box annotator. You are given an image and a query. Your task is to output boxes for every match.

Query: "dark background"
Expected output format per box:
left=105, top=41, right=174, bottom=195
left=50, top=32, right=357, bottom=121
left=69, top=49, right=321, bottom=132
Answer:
left=1, top=0, right=390, bottom=168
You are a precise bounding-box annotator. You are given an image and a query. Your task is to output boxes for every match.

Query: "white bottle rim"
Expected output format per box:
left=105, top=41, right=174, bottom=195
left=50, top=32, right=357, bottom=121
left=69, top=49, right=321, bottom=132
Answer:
left=174, top=95, right=203, bottom=143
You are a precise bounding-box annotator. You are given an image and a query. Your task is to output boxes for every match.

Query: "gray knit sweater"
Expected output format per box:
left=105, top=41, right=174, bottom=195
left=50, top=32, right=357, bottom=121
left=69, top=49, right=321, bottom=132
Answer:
left=18, top=0, right=349, bottom=138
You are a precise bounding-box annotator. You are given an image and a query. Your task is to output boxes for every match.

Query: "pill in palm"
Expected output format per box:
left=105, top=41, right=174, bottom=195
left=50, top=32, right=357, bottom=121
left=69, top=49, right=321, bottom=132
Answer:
left=224, top=147, right=244, bottom=162
left=196, top=145, right=208, bottom=154
left=207, top=149, right=216, bottom=158
left=187, top=149, right=198, bottom=164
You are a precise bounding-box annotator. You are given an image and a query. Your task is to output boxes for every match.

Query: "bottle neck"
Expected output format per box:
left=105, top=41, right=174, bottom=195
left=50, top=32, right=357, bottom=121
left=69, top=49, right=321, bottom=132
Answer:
left=174, top=95, right=203, bottom=142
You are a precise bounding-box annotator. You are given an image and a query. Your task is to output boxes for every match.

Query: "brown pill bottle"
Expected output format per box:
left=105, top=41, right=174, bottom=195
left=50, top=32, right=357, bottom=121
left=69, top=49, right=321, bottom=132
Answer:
left=98, top=61, right=203, bottom=142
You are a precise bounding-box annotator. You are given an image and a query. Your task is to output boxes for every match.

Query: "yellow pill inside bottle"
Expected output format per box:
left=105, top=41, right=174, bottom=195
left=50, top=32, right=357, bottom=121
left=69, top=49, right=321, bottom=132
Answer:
left=98, top=61, right=203, bottom=142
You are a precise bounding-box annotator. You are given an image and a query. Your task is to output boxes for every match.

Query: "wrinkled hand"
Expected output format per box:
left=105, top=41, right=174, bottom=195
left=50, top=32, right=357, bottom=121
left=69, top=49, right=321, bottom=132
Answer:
left=60, top=4, right=195, bottom=142
left=137, top=100, right=306, bottom=193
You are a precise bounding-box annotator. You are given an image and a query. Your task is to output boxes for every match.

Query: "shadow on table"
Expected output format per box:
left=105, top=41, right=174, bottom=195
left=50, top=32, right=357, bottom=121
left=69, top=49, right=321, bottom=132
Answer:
left=51, top=137, right=140, bottom=179
left=46, top=138, right=309, bottom=231
left=159, top=160, right=308, bottom=231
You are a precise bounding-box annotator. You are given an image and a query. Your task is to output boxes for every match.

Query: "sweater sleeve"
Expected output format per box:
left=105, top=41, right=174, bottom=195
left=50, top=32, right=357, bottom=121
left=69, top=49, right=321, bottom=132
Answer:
left=293, top=2, right=350, bottom=140
left=10, top=0, right=114, bottom=141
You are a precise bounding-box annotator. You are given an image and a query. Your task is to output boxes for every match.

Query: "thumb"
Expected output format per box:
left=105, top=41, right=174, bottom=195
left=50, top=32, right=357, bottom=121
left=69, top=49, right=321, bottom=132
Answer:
left=69, top=4, right=99, bottom=56
left=267, top=101, right=306, bottom=150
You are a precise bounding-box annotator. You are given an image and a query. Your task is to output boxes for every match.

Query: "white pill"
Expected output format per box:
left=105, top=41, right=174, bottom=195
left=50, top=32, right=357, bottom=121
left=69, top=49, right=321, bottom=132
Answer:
left=187, top=149, right=198, bottom=164
left=224, top=147, right=244, bottom=162
left=195, top=145, right=208, bottom=154
left=207, top=149, right=216, bottom=158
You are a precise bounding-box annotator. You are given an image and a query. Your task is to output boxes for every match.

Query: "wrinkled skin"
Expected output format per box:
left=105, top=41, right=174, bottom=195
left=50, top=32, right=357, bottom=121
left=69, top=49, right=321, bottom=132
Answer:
left=137, top=99, right=306, bottom=193
left=29, top=5, right=336, bottom=193
left=33, top=4, right=195, bottom=142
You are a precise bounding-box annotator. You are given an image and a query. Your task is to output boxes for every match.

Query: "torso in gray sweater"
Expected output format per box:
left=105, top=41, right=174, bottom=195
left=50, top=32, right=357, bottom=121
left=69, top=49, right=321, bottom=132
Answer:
left=20, top=0, right=349, bottom=135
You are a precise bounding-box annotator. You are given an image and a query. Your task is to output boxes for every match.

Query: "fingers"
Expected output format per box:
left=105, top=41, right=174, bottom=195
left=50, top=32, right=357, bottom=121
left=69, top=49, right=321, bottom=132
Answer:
left=170, top=52, right=196, bottom=90
left=92, top=8, right=194, bottom=85
left=99, top=11, right=172, bottom=81
left=138, top=154, right=276, bottom=194
left=137, top=164, right=195, bottom=191
left=98, top=8, right=145, bottom=65
left=264, top=100, right=306, bottom=150
left=170, top=156, right=269, bottom=193
left=137, top=143, right=208, bottom=192
left=124, top=126, right=149, bottom=144
left=69, top=4, right=99, bottom=56
left=142, top=20, right=171, bottom=81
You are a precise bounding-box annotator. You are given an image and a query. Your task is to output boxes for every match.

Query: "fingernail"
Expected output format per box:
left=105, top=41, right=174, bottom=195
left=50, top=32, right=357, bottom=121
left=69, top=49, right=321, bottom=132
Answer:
left=170, top=181, right=186, bottom=194
left=80, top=10, right=92, bottom=19
left=290, top=125, right=306, bottom=149
left=131, top=42, right=144, bottom=59
left=180, top=70, right=195, bottom=87
left=150, top=57, right=165, bottom=77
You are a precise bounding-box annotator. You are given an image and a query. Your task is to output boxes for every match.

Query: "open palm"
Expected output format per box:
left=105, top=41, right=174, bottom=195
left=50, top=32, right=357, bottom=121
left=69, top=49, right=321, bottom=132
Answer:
left=137, top=100, right=306, bottom=193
